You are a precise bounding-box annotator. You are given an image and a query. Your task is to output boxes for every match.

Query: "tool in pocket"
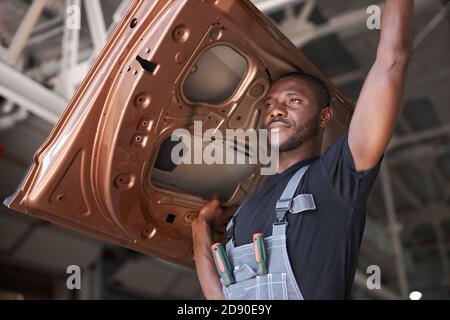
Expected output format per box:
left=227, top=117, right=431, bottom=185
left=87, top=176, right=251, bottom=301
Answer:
left=253, top=232, right=268, bottom=276
left=211, top=242, right=235, bottom=287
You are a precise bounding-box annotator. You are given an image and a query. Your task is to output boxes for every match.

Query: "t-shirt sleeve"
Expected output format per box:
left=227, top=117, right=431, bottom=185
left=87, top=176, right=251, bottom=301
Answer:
left=319, top=133, right=383, bottom=207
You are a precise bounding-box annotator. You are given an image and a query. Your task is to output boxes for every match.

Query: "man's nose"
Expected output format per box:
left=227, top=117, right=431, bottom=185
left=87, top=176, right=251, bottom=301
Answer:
left=268, top=104, right=287, bottom=118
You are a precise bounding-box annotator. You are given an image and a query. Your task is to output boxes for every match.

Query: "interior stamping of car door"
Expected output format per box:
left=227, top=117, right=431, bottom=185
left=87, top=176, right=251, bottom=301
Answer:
left=4, top=0, right=353, bottom=267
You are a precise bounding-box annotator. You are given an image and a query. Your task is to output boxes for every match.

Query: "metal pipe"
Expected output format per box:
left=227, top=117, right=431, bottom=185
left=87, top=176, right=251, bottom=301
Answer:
left=380, top=162, right=409, bottom=298
left=2, top=0, right=48, bottom=65
left=83, top=0, right=107, bottom=52
left=0, top=60, right=66, bottom=123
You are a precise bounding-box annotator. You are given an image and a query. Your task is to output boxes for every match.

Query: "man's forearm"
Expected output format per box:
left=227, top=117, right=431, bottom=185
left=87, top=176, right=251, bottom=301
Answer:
left=192, top=217, right=226, bottom=300
left=377, top=0, right=414, bottom=64
left=348, top=0, right=414, bottom=171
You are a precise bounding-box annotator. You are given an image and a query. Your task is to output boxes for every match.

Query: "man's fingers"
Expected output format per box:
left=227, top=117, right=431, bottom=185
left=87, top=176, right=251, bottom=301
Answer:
left=199, top=196, right=222, bottom=216
left=209, top=195, right=222, bottom=208
left=225, top=205, right=238, bottom=215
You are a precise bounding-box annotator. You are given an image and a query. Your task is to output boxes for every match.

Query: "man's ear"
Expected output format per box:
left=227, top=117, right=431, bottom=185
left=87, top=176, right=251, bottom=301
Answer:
left=319, top=106, right=333, bottom=129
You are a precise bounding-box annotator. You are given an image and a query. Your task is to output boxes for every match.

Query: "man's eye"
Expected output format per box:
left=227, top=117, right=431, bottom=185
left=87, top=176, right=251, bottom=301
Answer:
left=264, top=103, right=272, bottom=110
left=289, top=98, right=301, bottom=104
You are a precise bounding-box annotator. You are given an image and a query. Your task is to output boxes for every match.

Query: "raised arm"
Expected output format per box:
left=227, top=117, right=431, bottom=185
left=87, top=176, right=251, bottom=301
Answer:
left=348, top=0, right=414, bottom=171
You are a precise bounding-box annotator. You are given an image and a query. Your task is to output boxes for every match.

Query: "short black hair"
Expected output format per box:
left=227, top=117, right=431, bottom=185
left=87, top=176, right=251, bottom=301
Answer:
left=275, top=71, right=331, bottom=109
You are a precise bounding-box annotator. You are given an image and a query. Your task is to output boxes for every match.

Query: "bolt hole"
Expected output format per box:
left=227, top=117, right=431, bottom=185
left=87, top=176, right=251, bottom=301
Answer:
left=166, top=213, right=176, bottom=224
left=142, top=121, right=148, bottom=127
left=57, top=195, right=64, bottom=201
left=130, top=18, right=138, bottom=28
left=136, top=136, right=142, bottom=142
left=145, top=48, right=151, bottom=54
left=236, top=116, right=242, bottom=121
left=210, top=29, right=222, bottom=41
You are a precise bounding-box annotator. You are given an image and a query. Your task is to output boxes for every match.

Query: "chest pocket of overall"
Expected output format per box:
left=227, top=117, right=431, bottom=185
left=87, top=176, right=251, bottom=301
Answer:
left=223, top=262, right=289, bottom=300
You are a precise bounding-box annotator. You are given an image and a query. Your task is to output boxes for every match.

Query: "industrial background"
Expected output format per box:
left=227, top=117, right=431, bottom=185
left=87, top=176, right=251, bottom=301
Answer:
left=0, top=0, right=449, bottom=300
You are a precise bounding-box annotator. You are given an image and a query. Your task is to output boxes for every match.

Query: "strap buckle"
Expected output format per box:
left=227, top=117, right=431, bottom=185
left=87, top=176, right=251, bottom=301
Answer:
left=276, top=198, right=292, bottom=211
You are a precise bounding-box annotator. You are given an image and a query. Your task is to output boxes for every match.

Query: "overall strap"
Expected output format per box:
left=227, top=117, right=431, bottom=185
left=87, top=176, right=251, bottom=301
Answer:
left=225, top=205, right=244, bottom=251
left=272, top=165, right=313, bottom=236
left=227, top=164, right=315, bottom=247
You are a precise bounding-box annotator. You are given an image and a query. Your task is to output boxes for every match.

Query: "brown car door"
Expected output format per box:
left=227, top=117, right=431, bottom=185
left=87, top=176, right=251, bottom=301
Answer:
left=4, top=0, right=353, bottom=268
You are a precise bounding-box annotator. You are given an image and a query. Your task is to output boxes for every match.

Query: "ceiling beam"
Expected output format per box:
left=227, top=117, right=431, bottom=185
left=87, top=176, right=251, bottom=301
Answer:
left=253, top=0, right=305, bottom=14
left=389, top=123, right=450, bottom=150
left=2, top=0, right=48, bottom=65
left=380, top=163, right=409, bottom=298
left=0, top=61, right=66, bottom=123
left=83, top=0, right=107, bottom=53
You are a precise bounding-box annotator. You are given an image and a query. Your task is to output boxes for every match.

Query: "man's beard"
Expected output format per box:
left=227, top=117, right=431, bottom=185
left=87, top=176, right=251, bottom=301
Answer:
left=270, top=110, right=321, bottom=152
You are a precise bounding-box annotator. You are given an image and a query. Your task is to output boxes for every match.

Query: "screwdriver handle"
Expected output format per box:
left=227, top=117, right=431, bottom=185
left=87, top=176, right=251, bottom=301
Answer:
left=253, top=233, right=268, bottom=275
left=211, top=242, right=235, bottom=287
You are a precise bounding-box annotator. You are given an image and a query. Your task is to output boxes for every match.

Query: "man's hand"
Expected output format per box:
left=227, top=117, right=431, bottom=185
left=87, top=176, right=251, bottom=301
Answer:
left=348, top=0, right=414, bottom=172
left=195, top=195, right=237, bottom=241
left=192, top=195, right=237, bottom=300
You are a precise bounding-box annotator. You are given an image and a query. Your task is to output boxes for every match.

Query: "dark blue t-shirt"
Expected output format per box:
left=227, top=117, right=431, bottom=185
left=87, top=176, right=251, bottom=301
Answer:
left=232, top=134, right=382, bottom=299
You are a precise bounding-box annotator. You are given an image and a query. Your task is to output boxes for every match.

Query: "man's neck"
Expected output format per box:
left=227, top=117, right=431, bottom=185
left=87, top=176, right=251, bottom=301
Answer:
left=276, top=136, right=322, bottom=173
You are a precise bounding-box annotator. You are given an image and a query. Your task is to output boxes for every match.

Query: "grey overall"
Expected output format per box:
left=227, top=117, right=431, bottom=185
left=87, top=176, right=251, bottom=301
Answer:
left=222, top=165, right=316, bottom=300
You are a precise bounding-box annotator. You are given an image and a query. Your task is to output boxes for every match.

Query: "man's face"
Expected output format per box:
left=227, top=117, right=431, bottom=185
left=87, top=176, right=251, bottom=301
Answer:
left=262, top=77, right=325, bottom=152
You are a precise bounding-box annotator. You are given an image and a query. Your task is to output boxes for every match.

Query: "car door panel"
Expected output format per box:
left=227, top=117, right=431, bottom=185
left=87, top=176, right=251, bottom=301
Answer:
left=4, top=0, right=353, bottom=268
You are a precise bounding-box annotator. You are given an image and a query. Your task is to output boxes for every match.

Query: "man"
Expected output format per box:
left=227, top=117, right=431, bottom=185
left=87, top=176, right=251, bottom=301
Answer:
left=192, top=0, right=413, bottom=300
